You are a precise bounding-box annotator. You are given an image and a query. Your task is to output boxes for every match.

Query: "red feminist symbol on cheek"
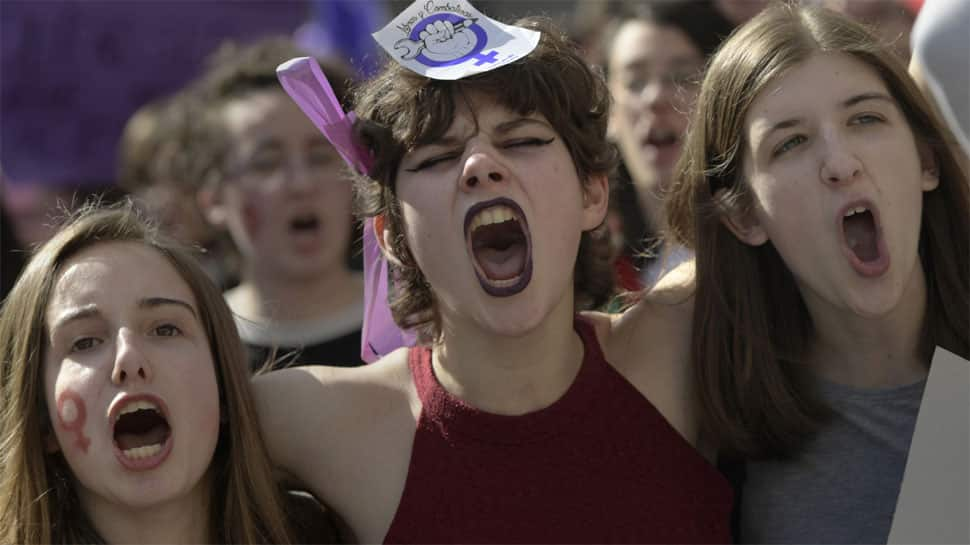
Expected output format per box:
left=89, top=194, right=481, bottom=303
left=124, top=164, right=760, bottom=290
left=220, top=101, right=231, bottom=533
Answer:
left=56, top=390, right=90, bottom=454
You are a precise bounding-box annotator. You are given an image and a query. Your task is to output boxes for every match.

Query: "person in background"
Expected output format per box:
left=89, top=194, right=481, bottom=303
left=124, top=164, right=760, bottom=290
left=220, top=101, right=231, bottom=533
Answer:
left=825, top=0, right=921, bottom=61
left=666, top=4, right=968, bottom=543
left=195, top=37, right=365, bottom=371
left=117, top=90, right=238, bottom=289
left=603, top=0, right=734, bottom=290
left=908, top=0, right=969, bottom=158
left=0, top=201, right=339, bottom=543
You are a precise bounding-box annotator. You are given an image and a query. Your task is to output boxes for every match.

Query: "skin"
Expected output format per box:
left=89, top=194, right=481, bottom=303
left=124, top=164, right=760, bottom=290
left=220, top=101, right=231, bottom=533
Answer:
left=202, top=89, right=363, bottom=323
left=608, top=20, right=704, bottom=232
left=253, top=97, right=699, bottom=543
left=44, top=241, right=220, bottom=543
left=56, top=389, right=90, bottom=453
left=724, top=52, right=939, bottom=388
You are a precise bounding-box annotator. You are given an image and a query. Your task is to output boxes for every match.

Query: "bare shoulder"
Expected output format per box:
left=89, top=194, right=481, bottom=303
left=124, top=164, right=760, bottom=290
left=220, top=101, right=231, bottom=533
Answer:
left=594, top=260, right=700, bottom=444
left=251, top=349, right=419, bottom=505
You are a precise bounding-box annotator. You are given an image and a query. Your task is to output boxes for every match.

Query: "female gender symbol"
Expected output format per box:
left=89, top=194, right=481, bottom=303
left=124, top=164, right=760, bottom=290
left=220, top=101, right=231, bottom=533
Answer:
left=56, top=389, right=90, bottom=454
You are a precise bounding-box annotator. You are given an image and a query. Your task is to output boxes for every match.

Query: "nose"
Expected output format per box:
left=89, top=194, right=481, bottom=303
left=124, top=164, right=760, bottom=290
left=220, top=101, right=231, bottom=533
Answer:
left=111, top=329, right=152, bottom=385
left=284, top=157, right=316, bottom=193
left=460, top=147, right=508, bottom=192
left=642, top=80, right=673, bottom=111
left=818, top=130, right=862, bottom=185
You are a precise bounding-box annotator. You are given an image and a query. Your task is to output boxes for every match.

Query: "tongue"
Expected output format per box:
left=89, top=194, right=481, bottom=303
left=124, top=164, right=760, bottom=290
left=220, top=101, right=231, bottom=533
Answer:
left=844, top=213, right=879, bottom=262
left=475, top=241, right=526, bottom=280
left=116, top=425, right=168, bottom=451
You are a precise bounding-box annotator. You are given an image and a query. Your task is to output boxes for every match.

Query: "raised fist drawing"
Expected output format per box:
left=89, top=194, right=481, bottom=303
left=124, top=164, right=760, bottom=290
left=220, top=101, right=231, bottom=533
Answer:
left=395, top=18, right=477, bottom=61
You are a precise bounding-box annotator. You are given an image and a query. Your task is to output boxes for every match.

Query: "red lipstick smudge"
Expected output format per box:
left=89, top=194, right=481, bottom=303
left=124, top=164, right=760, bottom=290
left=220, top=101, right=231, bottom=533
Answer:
left=56, top=390, right=90, bottom=454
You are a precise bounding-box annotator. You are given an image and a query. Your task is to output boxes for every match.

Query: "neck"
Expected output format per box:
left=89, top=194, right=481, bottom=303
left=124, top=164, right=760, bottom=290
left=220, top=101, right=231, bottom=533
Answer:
left=232, top=266, right=362, bottom=322
left=637, top=190, right=665, bottom=235
left=808, top=263, right=929, bottom=389
left=432, top=294, right=583, bottom=415
left=82, top=473, right=211, bottom=544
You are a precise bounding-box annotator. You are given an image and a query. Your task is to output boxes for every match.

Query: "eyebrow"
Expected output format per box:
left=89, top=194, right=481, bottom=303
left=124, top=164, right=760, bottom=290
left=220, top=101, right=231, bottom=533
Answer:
left=761, top=92, right=896, bottom=139
left=416, top=117, right=552, bottom=151
left=50, top=297, right=198, bottom=332
left=139, top=297, right=199, bottom=319
left=842, top=92, right=895, bottom=109
left=621, top=56, right=702, bottom=72
left=493, top=117, right=552, bottom=134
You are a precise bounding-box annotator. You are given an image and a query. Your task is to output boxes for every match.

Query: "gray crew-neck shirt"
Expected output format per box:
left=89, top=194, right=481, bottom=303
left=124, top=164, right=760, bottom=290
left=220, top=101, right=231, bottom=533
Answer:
left=740, top=377, right=927, bottom=544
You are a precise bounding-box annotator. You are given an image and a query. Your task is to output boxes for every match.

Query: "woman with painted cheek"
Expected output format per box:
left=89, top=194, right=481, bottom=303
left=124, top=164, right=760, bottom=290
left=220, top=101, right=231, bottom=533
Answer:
left=666, top=4, right=969, bottom=544
left=604, top=1, right=734, bottom=291
left=0, top=202, right=327, bottom=544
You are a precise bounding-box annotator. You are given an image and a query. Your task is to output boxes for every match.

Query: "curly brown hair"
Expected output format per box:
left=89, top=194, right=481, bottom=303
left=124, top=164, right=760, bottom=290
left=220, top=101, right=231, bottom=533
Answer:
left=351, top=17, right=618, bottom=343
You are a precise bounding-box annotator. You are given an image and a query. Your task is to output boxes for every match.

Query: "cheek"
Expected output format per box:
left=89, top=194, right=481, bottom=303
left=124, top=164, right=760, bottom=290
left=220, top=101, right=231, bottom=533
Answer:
left=240, top=195, right=266, bottom=240
left=53, top=388, right=92, bottom=455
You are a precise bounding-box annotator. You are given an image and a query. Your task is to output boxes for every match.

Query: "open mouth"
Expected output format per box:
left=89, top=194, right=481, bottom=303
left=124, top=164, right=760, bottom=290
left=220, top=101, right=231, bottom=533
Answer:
left=289, top=213, right=320, bottom=234
left=840, top=202, right=889, bottom=277
left=644, top=127, right=679, bottom=149
left=112, top=396, right=172, bottom=469
left=463, top=197, right=533, bottom=297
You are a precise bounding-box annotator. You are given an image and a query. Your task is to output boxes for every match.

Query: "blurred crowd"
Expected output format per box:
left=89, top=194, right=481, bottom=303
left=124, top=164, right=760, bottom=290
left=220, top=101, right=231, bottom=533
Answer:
left=0, top=0, right=956, bottom=346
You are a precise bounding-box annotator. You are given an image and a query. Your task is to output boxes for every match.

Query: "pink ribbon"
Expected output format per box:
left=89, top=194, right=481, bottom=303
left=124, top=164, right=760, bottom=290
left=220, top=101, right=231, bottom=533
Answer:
left=277, top=57, right=415, bottom=362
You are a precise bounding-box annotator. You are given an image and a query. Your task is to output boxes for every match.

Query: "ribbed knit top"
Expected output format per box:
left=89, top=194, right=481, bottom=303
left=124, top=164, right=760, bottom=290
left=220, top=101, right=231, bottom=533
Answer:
left=383, top=317, right=732, bottom=544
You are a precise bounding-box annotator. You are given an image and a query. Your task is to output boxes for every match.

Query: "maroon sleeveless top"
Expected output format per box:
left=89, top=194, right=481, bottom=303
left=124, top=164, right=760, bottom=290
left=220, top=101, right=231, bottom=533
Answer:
left=383, top=318, right=732, bottom=544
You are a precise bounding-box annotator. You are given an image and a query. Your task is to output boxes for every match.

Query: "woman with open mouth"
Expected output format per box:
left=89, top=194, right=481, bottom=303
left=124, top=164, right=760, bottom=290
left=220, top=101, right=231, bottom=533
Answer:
left=253, top=5, right=731, bottom=544
left=665, top=4, right=969, bottom=544
left=0, top=202, right=336, bottom=543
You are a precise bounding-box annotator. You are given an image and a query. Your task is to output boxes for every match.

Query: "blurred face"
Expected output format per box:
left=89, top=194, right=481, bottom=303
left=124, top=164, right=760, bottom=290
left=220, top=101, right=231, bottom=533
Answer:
left=393, top=94, right=607, bottom=336
left=608, top=20, right=703, bottom=218
left=136, top=183, right=213, bottom=246
left=737, top=53, right=938, bottom=319
left=215, top=89, right=353, bottom=282
left=44, top=242, right=220, bottom=513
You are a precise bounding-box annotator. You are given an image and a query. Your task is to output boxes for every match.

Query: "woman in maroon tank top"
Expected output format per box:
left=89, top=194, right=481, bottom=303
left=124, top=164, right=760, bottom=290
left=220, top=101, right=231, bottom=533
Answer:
left=252, top=2, right=732, bottom=543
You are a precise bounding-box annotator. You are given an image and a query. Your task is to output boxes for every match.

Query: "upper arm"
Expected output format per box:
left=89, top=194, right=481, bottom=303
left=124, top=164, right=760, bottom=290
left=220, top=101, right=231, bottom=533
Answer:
left=251, top=366, right=339, bottom=481
left=607, top=279, right=699, bottom=444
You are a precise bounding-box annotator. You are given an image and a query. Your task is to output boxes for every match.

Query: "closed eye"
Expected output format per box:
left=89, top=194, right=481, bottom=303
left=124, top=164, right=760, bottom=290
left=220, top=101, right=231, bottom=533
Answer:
left=504, top=137, right=555, bottom=149
left=404, top=152, right=460, bottom=172
left=772, top=134, right=807, bottom=158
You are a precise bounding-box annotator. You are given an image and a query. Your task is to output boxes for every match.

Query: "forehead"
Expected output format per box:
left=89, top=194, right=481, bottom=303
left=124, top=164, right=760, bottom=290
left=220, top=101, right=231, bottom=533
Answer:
left=609, top=20, right=702, bottom=72
left=221, top=89, right=319, bottom=140
left=47, top=242, right=195, bottom=318
left=746, top=52, right=891, bottom=126
left=437, top=93, right=549, bottom=137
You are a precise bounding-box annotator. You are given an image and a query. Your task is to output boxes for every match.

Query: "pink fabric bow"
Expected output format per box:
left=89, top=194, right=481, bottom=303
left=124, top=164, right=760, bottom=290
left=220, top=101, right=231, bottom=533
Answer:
left=277, top=57, right=416, bottom=362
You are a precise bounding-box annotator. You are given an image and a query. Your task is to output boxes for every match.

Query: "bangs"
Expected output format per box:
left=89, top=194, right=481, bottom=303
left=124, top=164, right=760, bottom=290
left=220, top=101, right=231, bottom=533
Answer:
left=390, top=63, right=563, bottom=152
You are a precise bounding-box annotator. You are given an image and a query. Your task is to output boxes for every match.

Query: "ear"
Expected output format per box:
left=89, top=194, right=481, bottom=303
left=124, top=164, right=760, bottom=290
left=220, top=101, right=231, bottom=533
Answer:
left=374, top=214, right=404, bottom=267
left=580, top=174, right=610, bottom=231
left=197, top=179, right=229, bottom=227
left=918, top=147, right=940, bottom=192
left=715, top=188, right=768, bottom=246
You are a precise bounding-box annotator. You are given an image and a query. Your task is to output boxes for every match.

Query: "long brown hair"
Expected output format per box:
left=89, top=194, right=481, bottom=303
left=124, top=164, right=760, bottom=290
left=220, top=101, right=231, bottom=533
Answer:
left=666, top=3, right=970, bottom=459
left=0, top=200, right=296, bottom=543
left=351, top=17, right=618, bottom=342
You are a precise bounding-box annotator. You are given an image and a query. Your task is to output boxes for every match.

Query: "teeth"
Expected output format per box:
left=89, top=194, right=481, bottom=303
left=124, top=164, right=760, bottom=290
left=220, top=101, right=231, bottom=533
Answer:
left=117, top=400, right=160, bottom=419
left=470, top=205, right=517, bottom=232
left=844, top=206, right=868, bottom=218
left=121, top=443, right=163, bottom=460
